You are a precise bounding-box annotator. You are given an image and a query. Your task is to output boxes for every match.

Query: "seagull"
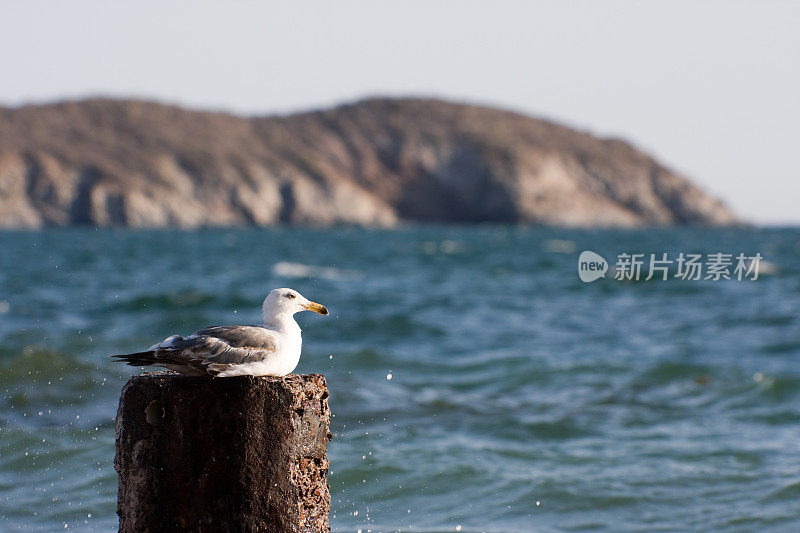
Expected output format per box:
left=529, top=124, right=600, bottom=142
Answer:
left=112, top=288, right=328, bottom=377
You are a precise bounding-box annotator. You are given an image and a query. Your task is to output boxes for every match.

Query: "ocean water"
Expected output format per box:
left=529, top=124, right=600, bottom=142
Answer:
left=0, top=226, right=799, bottom=532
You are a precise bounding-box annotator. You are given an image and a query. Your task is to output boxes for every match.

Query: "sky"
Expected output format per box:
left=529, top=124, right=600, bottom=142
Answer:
left=1, top=1, right=798, bottom=224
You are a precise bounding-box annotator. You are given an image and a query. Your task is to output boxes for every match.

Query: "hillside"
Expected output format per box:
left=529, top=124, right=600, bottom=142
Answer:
left=0, top=98, right=737, bottom=228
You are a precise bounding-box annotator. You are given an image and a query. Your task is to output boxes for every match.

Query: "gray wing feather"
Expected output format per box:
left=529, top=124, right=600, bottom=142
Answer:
left=154, top=326, right=279, bottom=371
left=195, top=326, right=279, bottom=350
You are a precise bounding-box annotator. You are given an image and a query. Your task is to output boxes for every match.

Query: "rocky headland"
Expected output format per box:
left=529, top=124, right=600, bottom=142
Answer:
left=0, top=97, right=737, bottom=228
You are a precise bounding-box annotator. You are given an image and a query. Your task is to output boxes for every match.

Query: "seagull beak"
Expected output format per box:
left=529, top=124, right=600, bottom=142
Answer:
left=304, top=301, right=329, bottom=315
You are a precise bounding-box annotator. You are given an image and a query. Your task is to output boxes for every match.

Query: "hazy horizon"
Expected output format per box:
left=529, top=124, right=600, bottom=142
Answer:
left=2, top=1, right=798, bottom=225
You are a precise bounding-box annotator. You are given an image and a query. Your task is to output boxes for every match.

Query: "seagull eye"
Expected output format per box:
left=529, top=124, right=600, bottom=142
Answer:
left=285, top=293, right=296, bottom=299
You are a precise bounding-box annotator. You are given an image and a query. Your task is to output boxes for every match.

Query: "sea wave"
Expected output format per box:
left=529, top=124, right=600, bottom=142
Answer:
left=272, top=261, right=363, bottom=281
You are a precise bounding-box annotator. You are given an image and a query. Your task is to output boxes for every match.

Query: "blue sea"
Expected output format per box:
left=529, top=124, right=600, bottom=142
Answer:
left=0, top=227, right=799, bottom=532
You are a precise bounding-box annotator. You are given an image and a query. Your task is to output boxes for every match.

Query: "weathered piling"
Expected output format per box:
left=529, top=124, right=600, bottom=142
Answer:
left=114, top=372, right=331, bottom=533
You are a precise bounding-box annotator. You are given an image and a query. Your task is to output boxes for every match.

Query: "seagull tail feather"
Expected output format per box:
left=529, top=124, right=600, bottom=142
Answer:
left=110, top=351, right=157, bottom=367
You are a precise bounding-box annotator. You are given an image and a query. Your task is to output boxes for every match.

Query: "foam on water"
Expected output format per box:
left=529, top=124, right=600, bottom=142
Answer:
left=272, top=261, right=363, bottom=281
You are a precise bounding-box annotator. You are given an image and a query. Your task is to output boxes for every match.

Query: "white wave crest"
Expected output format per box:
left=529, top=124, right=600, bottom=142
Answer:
left=272, top=261, right=362, bottom=281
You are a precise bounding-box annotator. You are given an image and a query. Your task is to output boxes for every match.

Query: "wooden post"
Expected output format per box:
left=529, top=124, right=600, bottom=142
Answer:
left=114, top=372, right=331, bottom=532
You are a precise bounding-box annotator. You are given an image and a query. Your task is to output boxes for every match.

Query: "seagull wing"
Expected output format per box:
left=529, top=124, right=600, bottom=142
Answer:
left=121, top=325, right=280, bottom=375
left=192, top=326, right=280, bottom=364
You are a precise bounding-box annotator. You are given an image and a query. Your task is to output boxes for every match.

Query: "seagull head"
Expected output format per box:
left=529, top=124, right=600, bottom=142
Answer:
left=262, top=288, right=328, bottom=322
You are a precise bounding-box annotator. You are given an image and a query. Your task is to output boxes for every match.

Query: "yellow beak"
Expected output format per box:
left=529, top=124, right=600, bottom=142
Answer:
left=304, top=301, right=329, bottom=315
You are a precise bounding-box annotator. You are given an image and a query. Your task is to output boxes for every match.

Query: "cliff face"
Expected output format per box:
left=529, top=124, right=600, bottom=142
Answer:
left=0, top=98, right=737, bottom=228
